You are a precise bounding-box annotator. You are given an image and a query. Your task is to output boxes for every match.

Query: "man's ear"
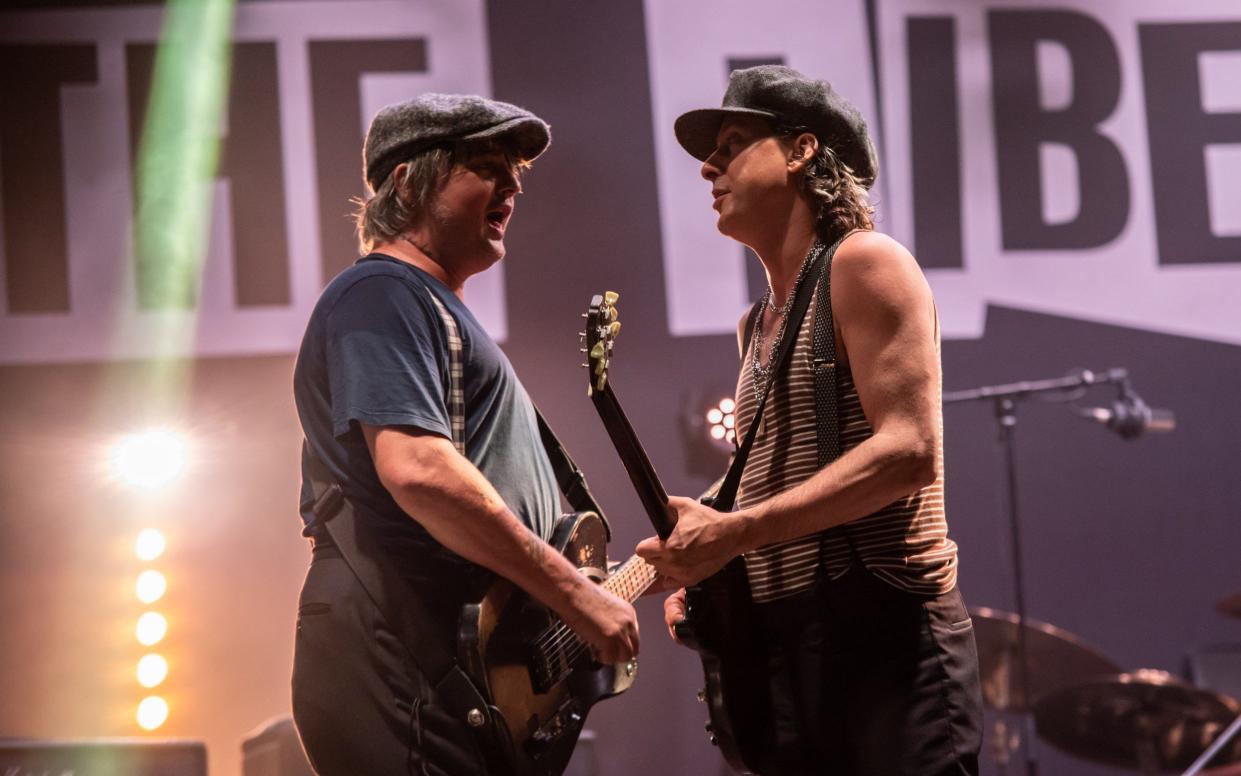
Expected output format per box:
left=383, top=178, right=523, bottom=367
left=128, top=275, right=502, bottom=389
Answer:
left=787, top=133, right=818, bottom=173
left=391, top=162, right=411, bottom=203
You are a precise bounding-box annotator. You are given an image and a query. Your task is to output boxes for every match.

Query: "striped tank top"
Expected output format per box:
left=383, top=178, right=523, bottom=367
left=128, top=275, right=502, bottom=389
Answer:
left=734, top=273, right=958, bottom=603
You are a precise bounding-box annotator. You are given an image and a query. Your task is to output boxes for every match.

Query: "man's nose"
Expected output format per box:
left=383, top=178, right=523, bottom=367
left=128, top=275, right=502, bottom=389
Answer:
left=700, top=150, right=723, bottom=181
left=498, top=166, right=522, bottom=197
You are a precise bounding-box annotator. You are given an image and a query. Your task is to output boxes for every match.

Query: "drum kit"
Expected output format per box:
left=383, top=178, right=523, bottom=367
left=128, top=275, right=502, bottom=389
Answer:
left=973, top=595, right=1241, bottom=775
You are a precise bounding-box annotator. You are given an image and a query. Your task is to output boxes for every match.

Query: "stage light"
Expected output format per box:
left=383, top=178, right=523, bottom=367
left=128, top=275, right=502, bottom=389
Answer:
left=136, top=571, right=167, bottom=604
left=136, top=612, right=168, bottom=646
left=135, top=529, right=166, bottom=561
left=137, top=696, right=169, bottom=730
left=706, top=397, right=737, bottom=448
left=110, top=430, right=187, bottom=491
left=137, top=654, right=169, bottom=688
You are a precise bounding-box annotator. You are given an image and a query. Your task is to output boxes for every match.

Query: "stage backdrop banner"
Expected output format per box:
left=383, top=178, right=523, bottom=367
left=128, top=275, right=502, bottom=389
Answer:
left=0, top=0, right=504, bottom=364
left=1, top=0, right=1239, bottom=364
left=877, top=0, right=1241, bottom=345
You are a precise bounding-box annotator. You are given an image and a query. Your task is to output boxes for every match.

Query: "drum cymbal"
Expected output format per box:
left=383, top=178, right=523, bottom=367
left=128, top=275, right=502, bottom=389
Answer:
left=1217, top=593, right=1241, bottom=620
left=970, top=606, right=1122, bottom=711
left=1033, top=669, right=1241, bottom=772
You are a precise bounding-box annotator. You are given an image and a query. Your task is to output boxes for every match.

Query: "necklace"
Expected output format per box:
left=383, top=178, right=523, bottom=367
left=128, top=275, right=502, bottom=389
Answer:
left=750, top=240, right=825, bottom=404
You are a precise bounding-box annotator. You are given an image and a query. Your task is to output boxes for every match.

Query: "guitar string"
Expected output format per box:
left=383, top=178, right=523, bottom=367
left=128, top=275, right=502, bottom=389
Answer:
left=531, top=563, right=654, bottom=672
left=531, top=563, right=640, bottom=662
left=530, top=557, right=646, bottom=654
left=531, top=558, right=651, bottom=655
left=531, top=560, right=659, bottom=674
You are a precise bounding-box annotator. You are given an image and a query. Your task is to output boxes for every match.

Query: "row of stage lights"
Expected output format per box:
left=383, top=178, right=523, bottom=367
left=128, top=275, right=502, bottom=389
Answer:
left=109, top=429, right=187, bottom=732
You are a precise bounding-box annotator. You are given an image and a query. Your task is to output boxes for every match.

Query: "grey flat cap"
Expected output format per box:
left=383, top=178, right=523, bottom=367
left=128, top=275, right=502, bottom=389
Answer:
left=675, top=65, right=878, bottom=187
left=363, top=93, right=550, bottom=190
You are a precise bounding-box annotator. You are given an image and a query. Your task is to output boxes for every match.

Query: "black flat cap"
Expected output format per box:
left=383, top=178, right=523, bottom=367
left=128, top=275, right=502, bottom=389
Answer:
left=363, top=93, right=550, bottom=190
left=675, top=65, right=878, bottom=187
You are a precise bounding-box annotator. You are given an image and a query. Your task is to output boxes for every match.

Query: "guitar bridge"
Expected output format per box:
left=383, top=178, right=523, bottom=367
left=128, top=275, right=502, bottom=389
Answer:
left=525, top=699, right=583, bottom=756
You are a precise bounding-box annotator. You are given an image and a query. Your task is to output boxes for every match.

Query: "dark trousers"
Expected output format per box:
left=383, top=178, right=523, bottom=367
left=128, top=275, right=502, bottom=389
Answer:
left=291, top=545, right=487, bottom=776
left=754, top=566, right=983, bottom=775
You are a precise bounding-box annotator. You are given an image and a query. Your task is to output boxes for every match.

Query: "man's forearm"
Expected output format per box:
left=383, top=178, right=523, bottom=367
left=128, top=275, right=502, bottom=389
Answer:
left=733, top=429, right=934, bottom=551
left=377, top=436, right=593, bottom=616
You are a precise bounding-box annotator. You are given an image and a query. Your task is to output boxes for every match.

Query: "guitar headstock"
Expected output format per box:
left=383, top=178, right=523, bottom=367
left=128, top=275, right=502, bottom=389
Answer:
left=583, top=291, right=621, bottom=395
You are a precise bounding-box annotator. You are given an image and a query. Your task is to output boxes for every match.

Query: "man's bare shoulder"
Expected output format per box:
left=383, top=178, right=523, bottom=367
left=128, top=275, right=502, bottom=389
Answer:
left=834, top=230, right=918, bottom=274
left=832, top=230, right=932, bottom=318
left=833, top=229, right=933, bottom=290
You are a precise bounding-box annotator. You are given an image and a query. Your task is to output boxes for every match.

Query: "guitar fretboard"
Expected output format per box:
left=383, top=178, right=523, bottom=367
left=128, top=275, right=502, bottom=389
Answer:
left=602, top=555, right=659, bottom=603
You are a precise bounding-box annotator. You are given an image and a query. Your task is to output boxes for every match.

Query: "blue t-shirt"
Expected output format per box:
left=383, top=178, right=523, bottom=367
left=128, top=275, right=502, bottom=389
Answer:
left=293, top=254, right=560, bottom=597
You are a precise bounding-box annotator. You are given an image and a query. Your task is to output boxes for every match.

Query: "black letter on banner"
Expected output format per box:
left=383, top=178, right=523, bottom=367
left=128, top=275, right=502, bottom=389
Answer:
left=729, top=56, right=785, bottom=299
left=988, top=10, right=1128, bottom=250
left=908, top=17, right=962, bottom=268
left=0, top=44, right=97, bottom=313
left=1140, top=22, right=1241, bottom=265
left=127, top=42, right=291, bottom=309
left=308, top=40, right=427, bottom=282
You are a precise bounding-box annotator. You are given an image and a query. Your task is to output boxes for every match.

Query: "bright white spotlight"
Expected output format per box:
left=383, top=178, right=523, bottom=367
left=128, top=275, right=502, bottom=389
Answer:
left=135, top=529, right=166, bottom=561
left=136, top=612, right=168, bottom=646
left=710, top=425, right=727, bottom=440
left=110, top=430, right=187, bottom=491
left=137, top=696, right=169, bottom=730
left=137, top=654, right=168, bottom=688
left=136, top=571, right=167, bottom=604
left=706, top=408, right=724, bottom=424
left=719, top=397, right=735, bottom=413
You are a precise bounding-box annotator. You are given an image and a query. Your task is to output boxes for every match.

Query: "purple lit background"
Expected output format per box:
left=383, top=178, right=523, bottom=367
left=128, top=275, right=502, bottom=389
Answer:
left=1, top=1, right=1239, bottom=775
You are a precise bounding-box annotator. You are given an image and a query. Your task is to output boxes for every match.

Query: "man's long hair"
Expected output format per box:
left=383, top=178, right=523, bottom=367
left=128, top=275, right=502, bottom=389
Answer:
left=353, top=147, right=455, bottom=254
left=779, top=125, right=875, bottom=238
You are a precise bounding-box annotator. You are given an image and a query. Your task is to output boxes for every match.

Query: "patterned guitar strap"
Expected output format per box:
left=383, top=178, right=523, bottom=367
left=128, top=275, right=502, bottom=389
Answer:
left=424, top=290, right=467, bottom=454
left=810, top=237, right=861, bottom=563
left=423, top=289, right=609, bottom=531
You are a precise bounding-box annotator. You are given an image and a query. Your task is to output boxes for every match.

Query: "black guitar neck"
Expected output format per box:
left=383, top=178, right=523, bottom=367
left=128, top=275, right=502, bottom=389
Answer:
left=589, top=383, right=673, bottom=540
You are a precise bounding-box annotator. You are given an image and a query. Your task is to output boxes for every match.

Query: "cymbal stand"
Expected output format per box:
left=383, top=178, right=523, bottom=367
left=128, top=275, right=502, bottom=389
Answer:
left=944, top=368, right=1131, bottom=776
left=1183, top=711, right=1241, bottom=776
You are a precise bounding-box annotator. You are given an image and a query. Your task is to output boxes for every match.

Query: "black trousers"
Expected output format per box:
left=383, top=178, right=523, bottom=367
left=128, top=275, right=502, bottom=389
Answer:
left=753, top=566, right=983, bottom=776
left=291, top=544, right=487, bottom=776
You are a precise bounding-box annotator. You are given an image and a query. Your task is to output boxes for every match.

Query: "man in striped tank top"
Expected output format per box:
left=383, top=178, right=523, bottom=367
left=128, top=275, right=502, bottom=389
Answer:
left=636, top=66, right=983, bottom=774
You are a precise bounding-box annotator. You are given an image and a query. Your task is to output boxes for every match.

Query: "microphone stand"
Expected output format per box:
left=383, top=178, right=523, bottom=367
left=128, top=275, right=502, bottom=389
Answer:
left=943, top=368, right=1130, bottom=776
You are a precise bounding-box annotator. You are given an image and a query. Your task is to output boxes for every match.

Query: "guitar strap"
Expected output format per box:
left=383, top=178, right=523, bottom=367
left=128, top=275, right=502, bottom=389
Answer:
left=711, top=235, right=838, bottom=511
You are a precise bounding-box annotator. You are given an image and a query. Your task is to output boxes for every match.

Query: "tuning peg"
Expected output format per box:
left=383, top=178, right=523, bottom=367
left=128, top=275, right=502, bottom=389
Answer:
left=595, top=373, right=608, bottom=391
left=589, top=342, right=605, bottom=360
left=579, top=348, right=587, bottom=353
left=608, top=321, right=621, bottom=337
left=604, top=291, right=619, bottom=305
left=581, top=312, right=589, bottom=318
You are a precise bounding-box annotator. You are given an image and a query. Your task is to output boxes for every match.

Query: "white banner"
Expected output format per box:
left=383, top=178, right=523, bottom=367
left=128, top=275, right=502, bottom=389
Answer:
left=0, top=0, right=501, bottom=364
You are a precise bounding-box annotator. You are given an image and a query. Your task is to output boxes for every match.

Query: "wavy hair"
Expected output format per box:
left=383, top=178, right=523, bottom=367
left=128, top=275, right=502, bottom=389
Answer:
left=777, top=125, right=875, bottom=237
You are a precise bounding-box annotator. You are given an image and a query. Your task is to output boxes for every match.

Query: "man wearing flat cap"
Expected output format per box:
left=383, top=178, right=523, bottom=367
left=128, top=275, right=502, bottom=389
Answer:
left=291, top=94, right=639, bottom=775
left=636, top=66, right=982, bottom=774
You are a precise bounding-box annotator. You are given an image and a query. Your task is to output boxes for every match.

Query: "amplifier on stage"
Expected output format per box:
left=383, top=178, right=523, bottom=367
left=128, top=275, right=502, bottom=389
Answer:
left=0, top=738, right=207, bottom=776
left=241, top=716, right=313, bottom=776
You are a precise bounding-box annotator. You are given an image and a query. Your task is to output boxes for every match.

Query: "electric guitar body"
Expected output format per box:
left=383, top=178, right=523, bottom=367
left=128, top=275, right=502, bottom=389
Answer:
left=457, top=509, right=656, bottom=775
